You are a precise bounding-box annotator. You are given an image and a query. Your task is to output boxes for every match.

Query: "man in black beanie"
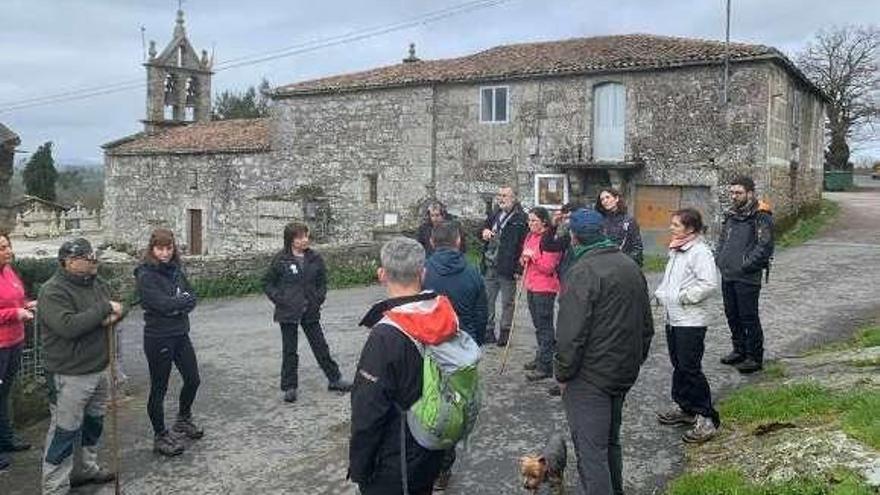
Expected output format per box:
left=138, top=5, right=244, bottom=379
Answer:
left=554, top=209, right=654, bottom=495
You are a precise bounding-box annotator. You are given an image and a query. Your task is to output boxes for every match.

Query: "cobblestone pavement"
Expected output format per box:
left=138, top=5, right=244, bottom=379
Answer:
left=5, top=188, right=879, bottom=494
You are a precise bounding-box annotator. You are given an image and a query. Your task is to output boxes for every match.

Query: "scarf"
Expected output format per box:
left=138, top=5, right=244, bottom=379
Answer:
left=572, top=237, right=617, bottom=261
left=668, top=232, right=698, bottom=251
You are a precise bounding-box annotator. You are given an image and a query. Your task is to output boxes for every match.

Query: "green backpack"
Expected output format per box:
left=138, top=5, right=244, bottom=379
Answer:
left=387, top=320, right=482, bottom=451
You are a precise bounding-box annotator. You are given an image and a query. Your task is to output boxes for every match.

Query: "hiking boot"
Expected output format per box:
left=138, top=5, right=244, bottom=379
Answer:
left=525, top=369, right=552, bottom=382
left=70, top=467, right=116, bottom=487
left=720, top=351, right=745, bottom=365
left=283, top=388, right=298, bottom=403
left=153, top=431, right=184, bottom=457
left=433, top=469, right=452, bottom=491
left=495, top=339, right=508, bottom=348
left=657, top=408, right=697, bottom=426
left=736, top=358, right=763, bottom=374
left=328, top=378, right=353, bottom=393
left=523, top=360, right=538, bottom=371
left=0, top=436, right=31, bottom=452
left=682, top=415, right=718, bottom=444
left=547, top=384, right=562, bottom=397
left=172, top=416, right=205, bottom=440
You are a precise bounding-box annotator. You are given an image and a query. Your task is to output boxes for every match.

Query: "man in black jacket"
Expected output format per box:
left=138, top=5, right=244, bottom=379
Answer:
left=263, top=222, right=351, bottom=403
left=415, top=201, right=466, bottom=258
left=480, top=186, right=528, bottom=346
left=715, top=176, right=774, bottom=374
left=554, top=209, right=654, bottom=495
left=349, top=237, right=452, bottom=494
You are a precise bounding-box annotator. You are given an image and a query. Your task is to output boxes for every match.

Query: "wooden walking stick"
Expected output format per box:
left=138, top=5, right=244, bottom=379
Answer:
left=106, top=322, right=122, bottom=495
left=498, top=263, right=529, bottom=375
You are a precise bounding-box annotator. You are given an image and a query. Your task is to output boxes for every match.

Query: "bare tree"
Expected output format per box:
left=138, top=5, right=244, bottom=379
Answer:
left=797, top=25, right=880, bottom=171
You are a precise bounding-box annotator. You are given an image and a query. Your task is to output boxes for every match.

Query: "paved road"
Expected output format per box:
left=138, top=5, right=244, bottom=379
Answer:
left=6, top=188, right=880, bottom=494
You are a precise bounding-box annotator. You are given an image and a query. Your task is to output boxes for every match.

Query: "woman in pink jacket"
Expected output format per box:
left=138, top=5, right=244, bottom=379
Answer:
left=0, top=232, right=34, bottom=470
left=520, top=207, right=562, bottom=382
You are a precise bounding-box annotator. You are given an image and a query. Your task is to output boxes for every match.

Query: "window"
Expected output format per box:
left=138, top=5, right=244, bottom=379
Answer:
left=480, top=86, right=508, bottom=123
left=366, top=174, right=378, bottom=204
left=592, top=82, right=626, bottom=161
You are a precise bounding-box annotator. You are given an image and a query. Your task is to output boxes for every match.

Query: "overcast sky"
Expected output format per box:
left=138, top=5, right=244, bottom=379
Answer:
left=1, top=0, right=878, bottom=164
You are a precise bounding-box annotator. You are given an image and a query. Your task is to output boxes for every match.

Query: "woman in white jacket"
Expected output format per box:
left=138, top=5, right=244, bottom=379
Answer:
left=654, top=208, right=720, bottom=443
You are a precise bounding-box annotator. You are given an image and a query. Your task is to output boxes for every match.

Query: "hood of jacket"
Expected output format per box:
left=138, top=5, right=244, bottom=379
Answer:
left=360, top=291, right=458, bottom=345
left=426, top=248, right=467, bottom=277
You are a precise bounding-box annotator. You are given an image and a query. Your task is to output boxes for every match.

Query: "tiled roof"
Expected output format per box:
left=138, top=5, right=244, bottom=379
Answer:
left=104, top=118, right=270, bottom=155
left=0, top=123, right=20, bottom=146
left=274, top=34, right=816, bottom=96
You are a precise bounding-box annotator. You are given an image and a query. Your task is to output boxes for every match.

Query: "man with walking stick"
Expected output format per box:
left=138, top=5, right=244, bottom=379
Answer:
left=38, top=238, right=123, bottom=494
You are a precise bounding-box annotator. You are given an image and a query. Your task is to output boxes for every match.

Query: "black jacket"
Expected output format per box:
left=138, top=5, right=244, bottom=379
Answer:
left=480, top=204, right=528, bottom=278
left=554, top=247, right=654, bottom=395
left=262, top=248, right=328, bottom=323
left=601, top=211, right=644, bottom=267
left=135, top=261, right=197, bottom=339
left=423, top=248, right=488, bottom=345
left=716, top=202, right=774, bottom=286
left=349, top=293, right=448, bottom=492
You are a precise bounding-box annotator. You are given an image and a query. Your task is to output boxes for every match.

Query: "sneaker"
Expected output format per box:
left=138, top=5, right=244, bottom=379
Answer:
left=720, top=351, right=745, bottom=365
left=70, top=467, right=116, bottom=487
left=523, top=360, right=538, bottom=371
left=525, top=369, right=552, bottom=382
left=283, top=388, right=298, bottom=403
left=328, top=378, right=353, bottom=393
left=547, top=384, right=562, bottom=397
left=682, top=415, right=718, bottom=443
left=433, top=469, right=452, bottom=491
left=657, top=409, right=697, bottom=426
left=153, top=431, right=185, bottom=457
left=736, top=358, right=763, bottom=374
left=0, top=436, right=31, bottom=452
left=172, top=417, right=205, bottom=440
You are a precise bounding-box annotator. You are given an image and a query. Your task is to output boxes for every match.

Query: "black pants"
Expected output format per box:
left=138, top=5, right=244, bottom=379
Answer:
left=665, top=326, right=720, bottom=426
left=562, top=379, right=624, bottom=495
left=144, top=334, right=201, bottom=435
left=527, top=292, right=556, bottom=373
left=721, top=280, right=764, bottom=363
left=0, top=344, right=22, bottom=446
left=279, top=311, right=341, bottom=391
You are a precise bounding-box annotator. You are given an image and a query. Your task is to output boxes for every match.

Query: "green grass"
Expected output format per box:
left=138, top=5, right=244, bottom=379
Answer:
left=852, top=326, right=880, bottom=348
left=667, top=468, right=876, bottom=495
left=848, top=356, right=880, bottom=368
left=777, top=199, right=840, bottom=249
left=643, top=254, right=667, bottom=273
left=762, top=360, right=787, bottom=379
left=720, top=383, right=880, bottom=450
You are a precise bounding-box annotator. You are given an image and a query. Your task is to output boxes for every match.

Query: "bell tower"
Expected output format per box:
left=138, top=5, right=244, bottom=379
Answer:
left=143, top=9, right=213, bottom=132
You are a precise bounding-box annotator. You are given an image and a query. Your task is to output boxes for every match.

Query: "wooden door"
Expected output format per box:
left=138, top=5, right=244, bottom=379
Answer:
left=188, top=209, right=203, bottom=255
left=634, top=186, right=681, bottom=253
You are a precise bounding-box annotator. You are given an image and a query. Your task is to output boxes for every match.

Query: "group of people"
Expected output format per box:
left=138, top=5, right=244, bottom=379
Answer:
left=0, top=174, right=774, bottom=494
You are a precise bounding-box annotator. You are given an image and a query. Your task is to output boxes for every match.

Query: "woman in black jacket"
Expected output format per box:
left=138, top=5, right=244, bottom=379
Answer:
left=135, top=228, right=202, bottom=457
left=596, top=188, right=644, bottom=266
left=262, top=222, right=351, bottom=404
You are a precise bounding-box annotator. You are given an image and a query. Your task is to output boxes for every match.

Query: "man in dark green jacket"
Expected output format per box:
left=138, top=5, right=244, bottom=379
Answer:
left=38, top=238, right=123, bottom=495
left=554, top=210, right=654, bottom=495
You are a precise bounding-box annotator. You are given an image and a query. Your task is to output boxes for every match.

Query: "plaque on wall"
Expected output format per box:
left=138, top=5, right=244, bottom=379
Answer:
left=534, top=174, right=569, bottom=209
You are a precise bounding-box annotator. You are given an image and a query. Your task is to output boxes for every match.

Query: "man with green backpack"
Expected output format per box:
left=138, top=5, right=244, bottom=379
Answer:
left=349, top=237, right=481, bottom=495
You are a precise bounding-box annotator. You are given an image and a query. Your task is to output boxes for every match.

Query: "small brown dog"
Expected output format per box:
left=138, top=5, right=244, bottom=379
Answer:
left=519, top=433, right=567, bottom=494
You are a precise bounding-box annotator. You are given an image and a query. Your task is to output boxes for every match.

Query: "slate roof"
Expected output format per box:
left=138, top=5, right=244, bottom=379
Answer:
left=103, top=118, right=270, bottom=156
left=274, top=34, right=822, bottom=98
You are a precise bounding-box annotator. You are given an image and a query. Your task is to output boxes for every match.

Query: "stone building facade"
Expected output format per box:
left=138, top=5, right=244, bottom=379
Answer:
left=105, top=26, right=827, bottom=254
left=0, top=123, right=20, bottom=232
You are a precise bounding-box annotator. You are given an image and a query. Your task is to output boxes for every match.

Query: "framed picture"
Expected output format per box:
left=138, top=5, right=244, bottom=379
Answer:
left=534, top=174, right=569, bottom=209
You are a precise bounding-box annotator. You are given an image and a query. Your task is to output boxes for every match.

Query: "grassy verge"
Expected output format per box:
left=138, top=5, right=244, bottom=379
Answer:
left=776, top=199, right=840, bottom=249
left=808, top=324, right=880, bottom=354
left=668, top=468, right=875, bottom=495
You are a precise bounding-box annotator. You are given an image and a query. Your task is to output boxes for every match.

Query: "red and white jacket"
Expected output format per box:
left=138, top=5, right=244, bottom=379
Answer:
left=0, top=264, right=26, bottom=349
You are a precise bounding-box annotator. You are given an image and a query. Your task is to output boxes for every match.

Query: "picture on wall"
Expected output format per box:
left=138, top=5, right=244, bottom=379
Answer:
left=534, top=173, right=569, bottom=209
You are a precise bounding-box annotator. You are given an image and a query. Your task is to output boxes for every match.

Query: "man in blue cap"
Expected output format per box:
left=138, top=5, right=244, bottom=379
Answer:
left=554, top=209, right=654, bottom=495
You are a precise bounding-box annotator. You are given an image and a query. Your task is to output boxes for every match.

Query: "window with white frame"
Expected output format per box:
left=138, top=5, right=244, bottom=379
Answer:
left=480, top=86, right=508, bottom=123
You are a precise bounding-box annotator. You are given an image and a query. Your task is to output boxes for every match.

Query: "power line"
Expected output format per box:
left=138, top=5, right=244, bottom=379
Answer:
left=0, top=0, right=514, bottom=114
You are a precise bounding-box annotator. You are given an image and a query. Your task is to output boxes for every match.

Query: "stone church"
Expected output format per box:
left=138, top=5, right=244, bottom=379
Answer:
left=103, top=10, right=827, bottom=255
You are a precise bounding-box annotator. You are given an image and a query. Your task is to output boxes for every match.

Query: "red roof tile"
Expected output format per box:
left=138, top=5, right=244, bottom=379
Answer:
left=104, top=118, right=270, bottom=155
left=274, top=34, right=814, bottom=96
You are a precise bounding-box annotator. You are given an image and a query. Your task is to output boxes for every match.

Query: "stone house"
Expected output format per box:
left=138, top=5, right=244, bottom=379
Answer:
left=0, top=123, right=20, bottom=232
left=104, top=12, right=827, bottom=254
left=9, top=195, right=68, bottom=239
